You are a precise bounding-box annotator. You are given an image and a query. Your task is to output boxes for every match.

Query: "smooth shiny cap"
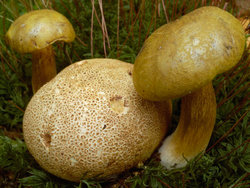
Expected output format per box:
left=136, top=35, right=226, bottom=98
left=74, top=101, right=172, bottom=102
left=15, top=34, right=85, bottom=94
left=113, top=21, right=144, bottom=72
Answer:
left=6, top=9, right=75, bottom=53
left=133, top=6, right=245, bottom=101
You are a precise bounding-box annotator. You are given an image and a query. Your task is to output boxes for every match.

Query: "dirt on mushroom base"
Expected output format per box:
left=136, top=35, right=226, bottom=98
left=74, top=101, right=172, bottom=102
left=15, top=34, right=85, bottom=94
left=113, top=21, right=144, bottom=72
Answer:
left=22, top=58, right=172, bottom=182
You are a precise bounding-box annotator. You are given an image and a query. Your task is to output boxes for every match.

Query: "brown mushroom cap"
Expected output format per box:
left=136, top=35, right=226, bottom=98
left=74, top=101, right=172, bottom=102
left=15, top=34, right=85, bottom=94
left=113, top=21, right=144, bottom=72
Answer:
left=23, top=59, right=171, bottom=182
left=6, top=9, right=75, bottom=53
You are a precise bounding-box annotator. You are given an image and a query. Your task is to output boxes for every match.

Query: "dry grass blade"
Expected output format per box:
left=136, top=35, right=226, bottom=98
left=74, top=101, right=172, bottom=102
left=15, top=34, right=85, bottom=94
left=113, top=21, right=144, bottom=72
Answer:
left=98, top=0, right=111, bottom=57
left=161, top=0, right=170, bottom=23
left=117, top=0, right=120, bottom=57
left=91, top=0, right=95, bottom=57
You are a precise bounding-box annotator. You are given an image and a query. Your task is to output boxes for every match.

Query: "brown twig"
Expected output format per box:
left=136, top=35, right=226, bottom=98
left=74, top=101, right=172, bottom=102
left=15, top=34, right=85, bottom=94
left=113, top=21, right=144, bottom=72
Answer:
left=73, top=49, right=81, bottom=61
left=99, top=0, right=107, bottom=57
left=63, top=44, right=73, bottom=64
left=119, top=3, right=142, bottom=54
left=161, top=0, right=170, bottom=23
left=181, top=172, right=187, bottom=188
left=157, top=178, right=172, bottom=188
left=58, top=0, right=83, bottom=30
left=75, top=35, right=87, bottom=47
left=223, top=2, right=228, bottom=10
left=138, top=0, right=145, bottom=49
left=176, top=0, right=187, bottom=18
left=216, top=95, right=249, bottom=130
left=215, top=59, right=249, bottom=96
left=7, top=100, right=25, bottom=113
left=232, top=173, right=250, bottom=188
left=98, top=0, right=111, bottom=57
left=206, top=111, right=248, bottom=153
left=174, top=0, right=180, bottom=20
left=143, top=0, right=158, bottom=41
left=217, top=139, right=250, bottom=161
left=0, top=50, right=17, bottom=76
left=117, top=0, right=120, bottom=57
left=217, top=84, right=249, bottom=108
left=0, top=48, right=9, bottom=79
left=91, top=0, right=95, bottom=57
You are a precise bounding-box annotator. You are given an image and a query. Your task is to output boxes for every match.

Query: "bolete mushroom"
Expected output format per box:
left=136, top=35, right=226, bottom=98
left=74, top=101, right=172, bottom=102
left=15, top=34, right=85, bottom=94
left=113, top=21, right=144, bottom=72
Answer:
left=23, top=58, right=172, bottom=182
left=132, top=6, right=245, bottom=169
left=6, top=9, right=75, bottom=93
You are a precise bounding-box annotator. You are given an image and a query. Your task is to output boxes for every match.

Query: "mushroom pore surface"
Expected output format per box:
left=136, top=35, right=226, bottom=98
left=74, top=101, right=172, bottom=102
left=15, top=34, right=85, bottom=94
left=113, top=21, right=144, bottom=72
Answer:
left=23, top=59, right=171, bottom=182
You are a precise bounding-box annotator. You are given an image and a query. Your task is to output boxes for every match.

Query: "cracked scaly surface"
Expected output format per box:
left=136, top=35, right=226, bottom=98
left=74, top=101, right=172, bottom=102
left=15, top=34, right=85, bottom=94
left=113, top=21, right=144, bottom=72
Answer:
left=23, top=58, right=171, bottom=182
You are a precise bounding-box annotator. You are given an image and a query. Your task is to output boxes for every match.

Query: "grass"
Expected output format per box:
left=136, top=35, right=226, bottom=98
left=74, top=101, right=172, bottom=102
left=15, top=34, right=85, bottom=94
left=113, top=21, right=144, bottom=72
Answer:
left=0, top=0, right=249, bottom=187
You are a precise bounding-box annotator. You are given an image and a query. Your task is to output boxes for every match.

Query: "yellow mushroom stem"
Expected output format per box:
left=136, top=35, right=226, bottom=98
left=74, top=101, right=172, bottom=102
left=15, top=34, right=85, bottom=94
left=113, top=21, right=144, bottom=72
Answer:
left=159, top=82, right=216, bottom=169
left=31, top=45, right=57, bottom=93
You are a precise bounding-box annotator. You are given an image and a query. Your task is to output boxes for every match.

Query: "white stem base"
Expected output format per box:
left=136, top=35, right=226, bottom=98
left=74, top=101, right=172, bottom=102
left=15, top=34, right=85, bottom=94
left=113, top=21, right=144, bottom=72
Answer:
left=159, top=134, right=188, bottom=169
left=159, top=83, right=216, bottom=169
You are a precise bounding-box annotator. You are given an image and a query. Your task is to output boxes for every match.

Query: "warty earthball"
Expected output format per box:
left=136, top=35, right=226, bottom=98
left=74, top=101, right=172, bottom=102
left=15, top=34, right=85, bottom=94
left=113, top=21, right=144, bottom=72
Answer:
left=23, top=58, right=171, bottom=182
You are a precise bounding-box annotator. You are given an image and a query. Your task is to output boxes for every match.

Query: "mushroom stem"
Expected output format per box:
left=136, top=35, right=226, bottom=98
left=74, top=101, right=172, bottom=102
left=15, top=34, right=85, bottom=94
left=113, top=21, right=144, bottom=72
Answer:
left=31, top=45, right=56, bottom=93
left=159, top=82, right=216, bottom=169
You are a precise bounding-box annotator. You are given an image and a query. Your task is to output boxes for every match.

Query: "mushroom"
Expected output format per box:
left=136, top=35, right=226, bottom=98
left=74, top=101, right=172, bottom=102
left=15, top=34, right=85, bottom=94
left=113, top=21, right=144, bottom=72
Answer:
left=132, top=6, right=246, bottom=169
left=6, top=9, right=75, bottom=93
left=23, top=58, right=172, bottom=182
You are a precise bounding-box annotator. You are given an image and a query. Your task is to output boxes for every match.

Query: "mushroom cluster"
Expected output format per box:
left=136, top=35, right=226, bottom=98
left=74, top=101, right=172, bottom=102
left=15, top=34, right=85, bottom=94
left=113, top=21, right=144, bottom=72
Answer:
left=23, top=59, right=171, bottom=181
left=14, top=6, right=246, bottom=182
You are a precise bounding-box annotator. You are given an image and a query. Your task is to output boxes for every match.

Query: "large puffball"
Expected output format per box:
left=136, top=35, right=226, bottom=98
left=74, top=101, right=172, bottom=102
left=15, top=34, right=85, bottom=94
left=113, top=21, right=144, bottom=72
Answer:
left=23, top=58, right=171, bottom=182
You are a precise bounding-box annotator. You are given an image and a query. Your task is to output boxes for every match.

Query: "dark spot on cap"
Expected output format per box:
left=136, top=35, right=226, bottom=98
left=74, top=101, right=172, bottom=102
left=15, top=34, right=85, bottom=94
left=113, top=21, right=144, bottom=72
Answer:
left=110, top=95, right=122, bottom=101
left=102, top=124, right=107, bottom=130
left=32, top=40, right=37, bottom=47
left=41, top=132, right=51, bottom=148
left=224, top=43, right=233, bottom=56
left=224, top=44, right=232, bottom=50
left=124, top=99, right=129, bottom=107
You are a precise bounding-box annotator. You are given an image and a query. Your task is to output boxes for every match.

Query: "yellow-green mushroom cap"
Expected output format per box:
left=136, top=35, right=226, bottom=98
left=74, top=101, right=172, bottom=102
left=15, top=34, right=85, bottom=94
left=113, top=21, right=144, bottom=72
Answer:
left=6, top=9, right=75, bottom=53
left=133, top=6, right=245, bottom=101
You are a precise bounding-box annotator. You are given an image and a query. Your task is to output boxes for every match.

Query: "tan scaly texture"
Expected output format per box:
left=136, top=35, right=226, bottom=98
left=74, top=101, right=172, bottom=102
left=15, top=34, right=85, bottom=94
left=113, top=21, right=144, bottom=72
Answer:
left=23, top=58, right=172, bottom=182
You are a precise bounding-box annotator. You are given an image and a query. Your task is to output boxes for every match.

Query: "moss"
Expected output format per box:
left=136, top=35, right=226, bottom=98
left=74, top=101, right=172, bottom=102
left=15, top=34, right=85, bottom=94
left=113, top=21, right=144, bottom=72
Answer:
left=0, top=0, right=249, bottom=187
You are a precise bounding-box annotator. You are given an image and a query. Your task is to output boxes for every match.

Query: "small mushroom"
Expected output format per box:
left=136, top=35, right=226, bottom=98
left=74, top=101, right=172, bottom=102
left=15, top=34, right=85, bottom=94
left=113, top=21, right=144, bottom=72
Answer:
left=6, top=9, right=75, bottom=93
left=133, top=6, right=246, bottom=169
left=23, top=59, right=172, bottom=181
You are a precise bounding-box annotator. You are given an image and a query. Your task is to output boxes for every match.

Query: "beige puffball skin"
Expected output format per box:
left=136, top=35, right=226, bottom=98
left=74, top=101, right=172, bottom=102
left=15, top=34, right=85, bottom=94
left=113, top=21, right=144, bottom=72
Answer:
left=23, top=59, right=171, bottom=182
